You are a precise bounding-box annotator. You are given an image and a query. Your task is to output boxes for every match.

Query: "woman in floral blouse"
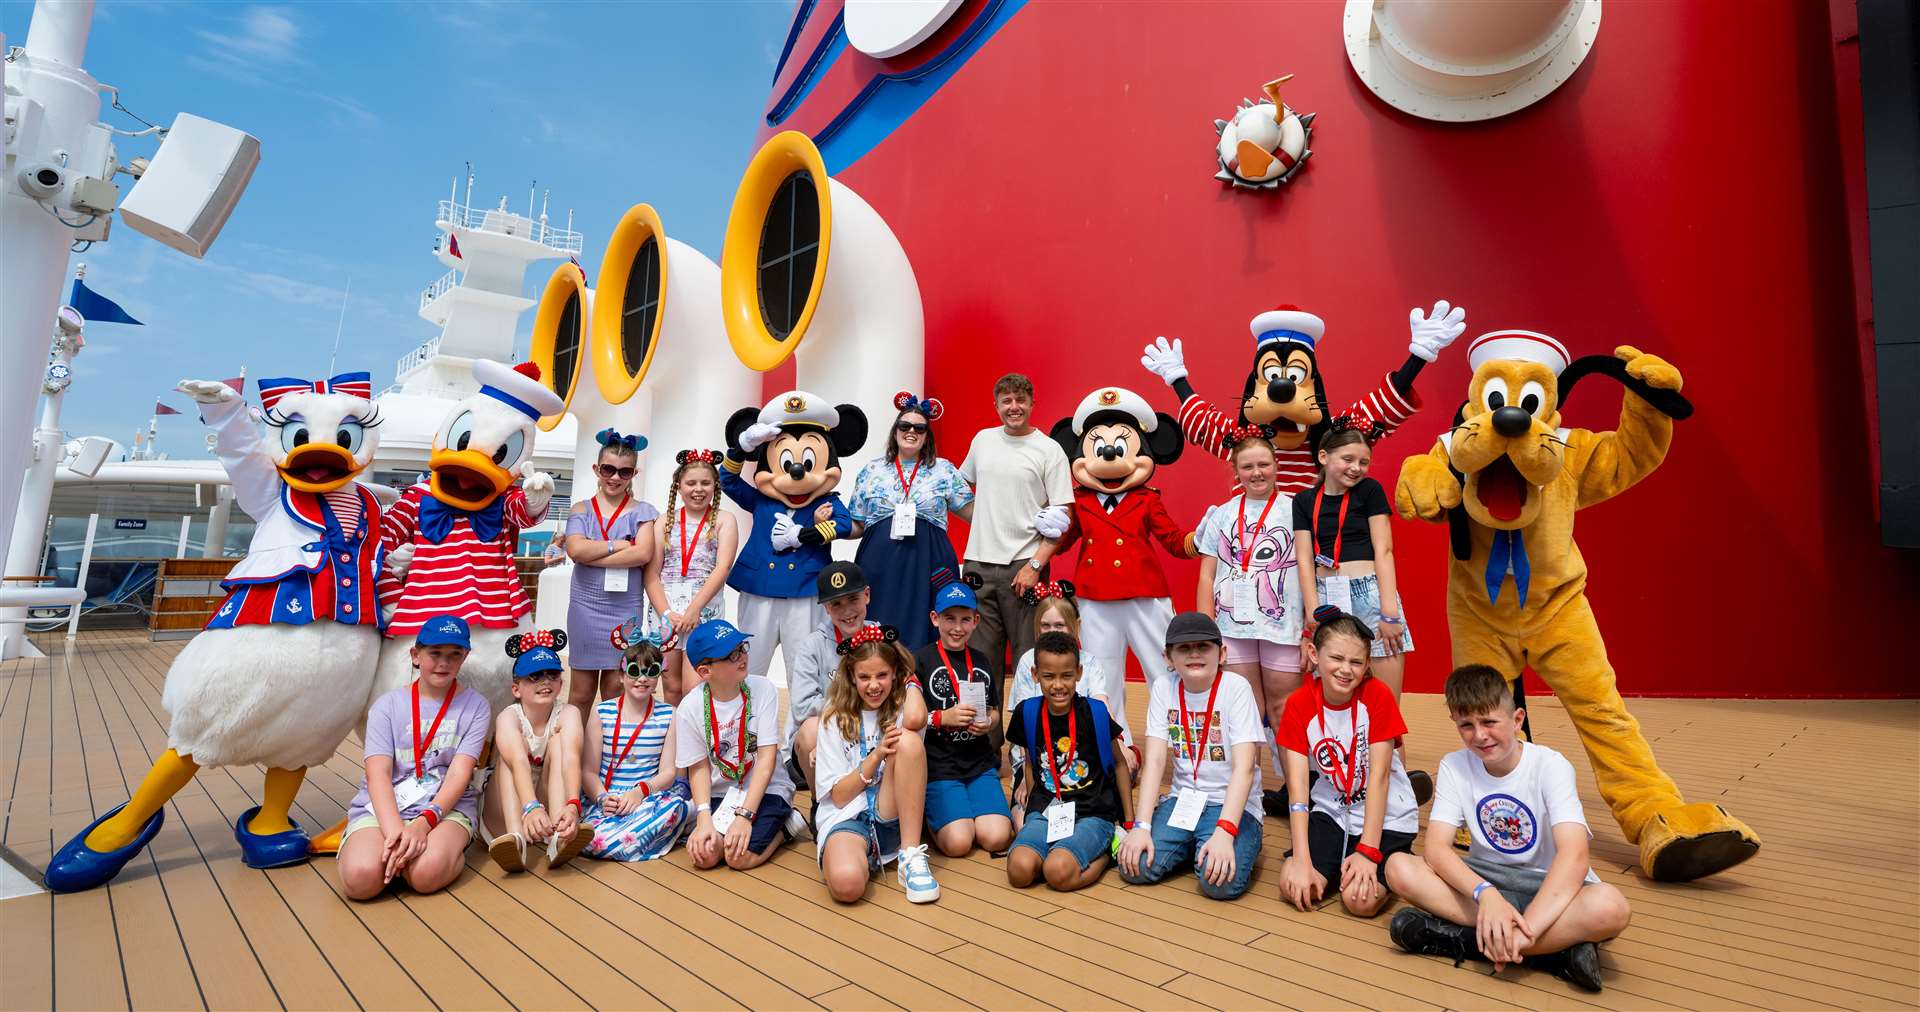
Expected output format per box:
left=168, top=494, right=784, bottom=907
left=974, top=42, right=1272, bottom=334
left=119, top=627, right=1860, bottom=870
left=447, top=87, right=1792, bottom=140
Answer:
left=848, top=392, right=974, bottom=649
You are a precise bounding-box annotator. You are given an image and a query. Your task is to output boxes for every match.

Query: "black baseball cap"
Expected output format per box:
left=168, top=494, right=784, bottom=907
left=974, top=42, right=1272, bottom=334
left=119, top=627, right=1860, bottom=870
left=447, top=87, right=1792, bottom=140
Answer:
left=817, top=561, right=867, bottom=603
left=1164, top=611, right=1223, bottom=647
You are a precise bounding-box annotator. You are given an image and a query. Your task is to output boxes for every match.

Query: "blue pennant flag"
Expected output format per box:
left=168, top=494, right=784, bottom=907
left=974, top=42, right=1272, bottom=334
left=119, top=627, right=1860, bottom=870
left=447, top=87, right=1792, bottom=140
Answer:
left=70, top=278, right=143, bottom=326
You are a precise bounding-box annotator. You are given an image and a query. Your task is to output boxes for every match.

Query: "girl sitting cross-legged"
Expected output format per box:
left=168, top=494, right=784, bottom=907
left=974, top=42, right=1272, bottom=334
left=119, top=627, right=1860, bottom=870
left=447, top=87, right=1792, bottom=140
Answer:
left=581, top=628, right=695, bottom=861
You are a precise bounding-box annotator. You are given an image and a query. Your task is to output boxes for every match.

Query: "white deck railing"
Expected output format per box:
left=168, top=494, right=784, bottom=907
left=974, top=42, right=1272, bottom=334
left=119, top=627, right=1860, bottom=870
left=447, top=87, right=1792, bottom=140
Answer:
left=395, top=337, right=440, bottom=379
left=436, top=199, right=583, bottom=255
left=418, top=269, right=459, bottom=314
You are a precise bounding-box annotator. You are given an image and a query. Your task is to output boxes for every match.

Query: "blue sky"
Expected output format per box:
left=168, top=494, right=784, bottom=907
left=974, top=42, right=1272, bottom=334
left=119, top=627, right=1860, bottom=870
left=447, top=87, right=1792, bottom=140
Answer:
left=1, top=0, right=791, bottom=457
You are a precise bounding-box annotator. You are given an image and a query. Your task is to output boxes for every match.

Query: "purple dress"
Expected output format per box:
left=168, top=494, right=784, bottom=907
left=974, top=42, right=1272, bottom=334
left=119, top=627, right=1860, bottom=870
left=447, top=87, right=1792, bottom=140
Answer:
left=566, top=499, right=660, bottom=669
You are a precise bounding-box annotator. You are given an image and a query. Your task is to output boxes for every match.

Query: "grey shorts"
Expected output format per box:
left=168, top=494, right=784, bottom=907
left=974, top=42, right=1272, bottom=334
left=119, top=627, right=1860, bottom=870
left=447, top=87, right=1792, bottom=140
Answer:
left=1465, top=854, right=1565, bottom=911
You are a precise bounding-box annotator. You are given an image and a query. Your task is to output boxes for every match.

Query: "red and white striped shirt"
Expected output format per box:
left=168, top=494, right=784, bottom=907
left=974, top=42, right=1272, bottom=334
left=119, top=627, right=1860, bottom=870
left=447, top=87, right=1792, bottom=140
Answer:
left=378, top=484, right=546, bottom=635
left=1179, top=372, right=1421, bottom=494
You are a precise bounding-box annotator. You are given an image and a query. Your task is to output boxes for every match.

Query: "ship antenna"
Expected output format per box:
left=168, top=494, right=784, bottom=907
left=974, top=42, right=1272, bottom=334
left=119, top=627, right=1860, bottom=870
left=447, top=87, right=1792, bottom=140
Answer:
left=327, top=276, right=351, bottom=377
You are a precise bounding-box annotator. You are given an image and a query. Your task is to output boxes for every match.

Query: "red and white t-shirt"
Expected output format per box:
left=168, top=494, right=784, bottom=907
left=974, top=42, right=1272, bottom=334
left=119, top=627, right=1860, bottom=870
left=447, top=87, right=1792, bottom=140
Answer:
left=1277, top=676, right=1419, bottom=835
left=1178, top=372, right=1421, bottom=493
left=378, top=484, right=544, bottom=634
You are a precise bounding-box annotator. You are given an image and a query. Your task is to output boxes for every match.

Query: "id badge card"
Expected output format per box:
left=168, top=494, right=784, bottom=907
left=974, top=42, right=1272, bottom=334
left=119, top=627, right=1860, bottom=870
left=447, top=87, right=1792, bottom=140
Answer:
left=959, top=681, right=989, bottom=729
left=1230, top=574, right=1256, bottom=617
left=1321, top=575, right=1354, bottom=615
left=394, top=775, right=436, bottom=811
left=1046, top=800, right=1076, bottom=842
left=890, top=505, right=916, bottom=540
left=711, top=785, right=746, bottom=834
left=1169, top=787, right=1207, bottom=831
left=604, top=566, right=630, bottom=593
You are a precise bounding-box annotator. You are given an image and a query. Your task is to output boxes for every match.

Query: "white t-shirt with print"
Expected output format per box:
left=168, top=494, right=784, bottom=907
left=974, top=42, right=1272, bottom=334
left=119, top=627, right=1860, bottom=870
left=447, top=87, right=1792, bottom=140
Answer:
left=673, top=675, right=795, bottom=803
left=1145, top=671, right=1265, bottom=821
left=1195, top=492, right=1304, bottom=643
left=1430, top=741, right=1600, bottom=884
left=958, top=427, right=1074, bottom=565
left=811, top=709, right=897, bottom=861
left=1278, top=677, right=1419, bottom=836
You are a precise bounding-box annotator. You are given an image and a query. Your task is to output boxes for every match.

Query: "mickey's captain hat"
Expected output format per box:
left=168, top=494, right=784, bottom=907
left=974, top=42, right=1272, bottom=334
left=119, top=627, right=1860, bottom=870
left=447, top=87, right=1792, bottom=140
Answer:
left=758, top=389, right=839, bottom=430
left=1466, top=330, right=1571, bottom=376
left=1249, top=304, right=1326, bottom=352
left=1071, top=386, right=1157, bottom=435
left=474, top=360, right=565, bottom=420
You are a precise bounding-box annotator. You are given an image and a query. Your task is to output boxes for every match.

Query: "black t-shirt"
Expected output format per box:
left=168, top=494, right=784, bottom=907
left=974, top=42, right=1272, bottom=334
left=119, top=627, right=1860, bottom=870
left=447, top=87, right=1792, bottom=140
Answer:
left=1014, top=696, right=1123, bottom=824
left=913, top=641, right=1003, bottom=782
left=1292, top=477, right=1389, bottom=563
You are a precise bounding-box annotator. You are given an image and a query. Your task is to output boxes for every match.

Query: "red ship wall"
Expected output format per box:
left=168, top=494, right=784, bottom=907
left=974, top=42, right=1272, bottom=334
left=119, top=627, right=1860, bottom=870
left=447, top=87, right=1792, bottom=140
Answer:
left=759, top=0, right=1919, bottom=697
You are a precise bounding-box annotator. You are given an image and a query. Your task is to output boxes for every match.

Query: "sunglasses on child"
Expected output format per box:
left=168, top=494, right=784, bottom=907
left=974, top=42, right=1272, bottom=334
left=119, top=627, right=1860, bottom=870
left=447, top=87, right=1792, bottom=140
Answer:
left=894, top=421, right=929, bottom=434
left=521, top=670, right=563, bottom=683
left=595, top=463, right=637, bottom=479
left=623, top=661, right=662, bottom=680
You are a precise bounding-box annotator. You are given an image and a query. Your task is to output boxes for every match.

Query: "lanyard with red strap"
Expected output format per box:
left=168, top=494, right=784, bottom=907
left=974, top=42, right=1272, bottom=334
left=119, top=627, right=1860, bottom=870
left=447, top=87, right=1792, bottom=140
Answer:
left=1236, top=493, right=1280, bottom=573
left=936, top=641, right=975, bottom=730
left=1177, top=674, right=1223, bottom=782
left=677, top=507, right=708, bottom=578
left=605, top=695, right=655, bottom=792
left=894, top=458, right=921, bottom=501
left=1043, top=701, right=1078, bottom=794
left=411, top=679, right=459, bottom=781
left=1311, top=483, right=1353, bottom=567
left=593, top=494, right=631, bottom=542
left=1316, top=680, right=1364, bottom=799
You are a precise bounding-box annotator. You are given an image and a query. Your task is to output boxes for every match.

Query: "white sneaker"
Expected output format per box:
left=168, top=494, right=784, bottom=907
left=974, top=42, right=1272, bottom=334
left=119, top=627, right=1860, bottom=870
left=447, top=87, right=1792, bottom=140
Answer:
left=898, top=843, right=940, bottom=903
left=784, top=806, right=812, bottom=842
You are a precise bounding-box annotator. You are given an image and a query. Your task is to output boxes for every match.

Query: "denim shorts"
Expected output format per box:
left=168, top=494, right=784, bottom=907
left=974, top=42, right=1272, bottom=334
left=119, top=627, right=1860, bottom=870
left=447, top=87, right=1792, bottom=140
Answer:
left=925, top=770, right=1011, bottom=831
left=821, top=810, right=902, bottom=871
left=1011, top=806, right=1116, bottom=870
left=1316, top=573, right=1414, bottom=658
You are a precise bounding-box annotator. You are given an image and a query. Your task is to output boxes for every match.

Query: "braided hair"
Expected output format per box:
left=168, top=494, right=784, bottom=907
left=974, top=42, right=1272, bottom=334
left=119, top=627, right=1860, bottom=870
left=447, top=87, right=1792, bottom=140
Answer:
left=662, top=451, right=723, bottom=549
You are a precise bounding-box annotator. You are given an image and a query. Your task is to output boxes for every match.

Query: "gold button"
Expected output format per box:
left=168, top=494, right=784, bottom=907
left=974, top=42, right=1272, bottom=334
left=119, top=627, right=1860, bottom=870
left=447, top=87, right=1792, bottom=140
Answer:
left=788, top=563, right=795, bottom=570
left=1113, top=559, right=1122, bottom=567
left=768, top=562, right=775, bottom=569
left=1115, top=538, right=1124, bottom=546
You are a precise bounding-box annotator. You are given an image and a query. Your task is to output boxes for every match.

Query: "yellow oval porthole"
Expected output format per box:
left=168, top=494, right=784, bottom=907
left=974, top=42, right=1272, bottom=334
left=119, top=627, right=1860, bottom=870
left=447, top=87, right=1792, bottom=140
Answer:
left=590, top=203, right=670, bottom=405
left=530, top=261, right=590, bottom=432
left=720, top=130, right=833, bottom=372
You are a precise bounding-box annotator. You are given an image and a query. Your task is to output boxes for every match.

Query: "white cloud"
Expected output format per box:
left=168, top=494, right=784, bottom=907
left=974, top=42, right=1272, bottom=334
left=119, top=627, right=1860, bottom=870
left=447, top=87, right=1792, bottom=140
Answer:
left=196, top=6, right=300, bottom=68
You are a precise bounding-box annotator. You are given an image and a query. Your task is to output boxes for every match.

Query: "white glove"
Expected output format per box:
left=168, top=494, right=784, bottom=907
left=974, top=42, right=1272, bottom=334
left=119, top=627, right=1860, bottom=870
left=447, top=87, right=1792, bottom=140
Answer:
left=1033, top=505, right=1071, bottom=539
left=1407, top=300, right=1467, bottom=363
left=738, top=422, right=782, bottom=453
left=1140, top=336, right=1189, bottom=386
left=769, top=512, right=803, bottom=551
left=176, top=379, right=236, bottom=405
left=384, top=543, right=415, bottom=578
left=520, top=468, right=555, bottom=514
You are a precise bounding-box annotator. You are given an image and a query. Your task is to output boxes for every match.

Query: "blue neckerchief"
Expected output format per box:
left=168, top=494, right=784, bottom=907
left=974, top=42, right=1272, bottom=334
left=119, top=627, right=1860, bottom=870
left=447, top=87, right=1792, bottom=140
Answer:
left=1485, top=528, right=1531, bottom=608
left=419, top=494, right=505, bottom=544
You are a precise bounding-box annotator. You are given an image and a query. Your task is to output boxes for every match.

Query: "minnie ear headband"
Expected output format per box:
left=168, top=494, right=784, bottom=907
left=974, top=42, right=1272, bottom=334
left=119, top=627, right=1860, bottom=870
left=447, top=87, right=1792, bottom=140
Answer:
left=1327, top=412, right=1387, bottom=443
left=1021, top=579, right=1077, bottom=606
left=611, top=616, right=675, bottom=653
left=1222, top=422, right=1274, bottom=452
left=596, top=427, right=649, bottom=452
left=893, top=391, right=945, bottom=421
left=676, top=448, right=723, bottom=467
left=835, top=624, right=900, bottom=655
left=1310, top=604, right=1375, bottom=641
left=505, top=628, right=567, bottom=656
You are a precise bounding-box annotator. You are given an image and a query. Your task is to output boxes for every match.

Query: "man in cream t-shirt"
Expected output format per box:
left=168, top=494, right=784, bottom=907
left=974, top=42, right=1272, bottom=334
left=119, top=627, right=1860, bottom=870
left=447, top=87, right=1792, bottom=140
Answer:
left=958, top=373, right=1075, bottom=695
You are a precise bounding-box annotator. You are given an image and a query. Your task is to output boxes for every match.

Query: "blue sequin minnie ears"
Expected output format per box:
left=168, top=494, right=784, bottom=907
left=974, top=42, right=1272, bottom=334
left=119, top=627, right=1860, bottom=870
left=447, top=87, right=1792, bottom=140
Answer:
left=611, top=615, right=676, bottom=652
left=596, top=428, right=649, bottom=452
left=892, top=391, right=944, bottom=421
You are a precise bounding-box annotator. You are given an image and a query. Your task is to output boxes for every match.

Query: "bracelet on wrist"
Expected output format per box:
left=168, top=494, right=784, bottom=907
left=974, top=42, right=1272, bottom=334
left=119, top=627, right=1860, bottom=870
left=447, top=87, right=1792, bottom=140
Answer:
left=416, top=808, right=440, bottom=830
left=596, top=791, right=613, bottom=806
left=931, top=709, right=942, bottom=728
left=637, top=782, right=650, bottom=799
left=1353, top=842, right=1383, bottom=864
left=1214, top=818, right=1240, bottom=838
left=1473, top=881, right=1495, bottom=902
left=565, top=797, right=582, bottom=812
left=522, top=800, right=543, bottom=816
left=1379, top=615, right=1403, bottom=625
left=1289, top=802, right=1311, bottom=814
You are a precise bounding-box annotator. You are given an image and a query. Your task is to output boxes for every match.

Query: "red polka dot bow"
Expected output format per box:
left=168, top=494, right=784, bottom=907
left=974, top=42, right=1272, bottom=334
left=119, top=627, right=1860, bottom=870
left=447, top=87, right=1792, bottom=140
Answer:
left=1329, top=412, right=1387, bottom=442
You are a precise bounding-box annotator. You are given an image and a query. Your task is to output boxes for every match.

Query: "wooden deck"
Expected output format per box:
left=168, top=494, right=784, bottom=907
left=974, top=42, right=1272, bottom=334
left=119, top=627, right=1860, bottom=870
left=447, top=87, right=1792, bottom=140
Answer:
left=2, top=629, right=1915, bottom=1011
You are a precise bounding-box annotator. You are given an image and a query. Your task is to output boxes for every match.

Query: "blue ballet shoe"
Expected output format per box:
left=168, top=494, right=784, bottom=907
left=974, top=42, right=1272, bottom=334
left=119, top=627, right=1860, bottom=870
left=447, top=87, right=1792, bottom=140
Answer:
left=234, top=806, right=312, bottom=869
left=44, top=802, right=165, bottom=893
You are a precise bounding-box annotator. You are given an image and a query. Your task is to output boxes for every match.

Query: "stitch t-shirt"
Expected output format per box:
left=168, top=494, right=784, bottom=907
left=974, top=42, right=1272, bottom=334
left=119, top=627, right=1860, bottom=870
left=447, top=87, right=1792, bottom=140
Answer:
left=1197, top=492, right=1303, bottom=643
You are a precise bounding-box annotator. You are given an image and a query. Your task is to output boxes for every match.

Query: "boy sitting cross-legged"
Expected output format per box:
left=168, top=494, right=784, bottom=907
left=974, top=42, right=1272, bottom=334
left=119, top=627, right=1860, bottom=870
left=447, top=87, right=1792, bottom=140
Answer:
left=1386, top=664, right=1632, bottom=992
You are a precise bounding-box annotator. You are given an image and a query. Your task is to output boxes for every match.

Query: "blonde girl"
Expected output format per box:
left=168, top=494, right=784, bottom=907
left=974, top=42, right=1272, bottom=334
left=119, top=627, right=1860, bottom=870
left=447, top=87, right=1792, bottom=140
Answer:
left=644, top=450, right=737, bottom=703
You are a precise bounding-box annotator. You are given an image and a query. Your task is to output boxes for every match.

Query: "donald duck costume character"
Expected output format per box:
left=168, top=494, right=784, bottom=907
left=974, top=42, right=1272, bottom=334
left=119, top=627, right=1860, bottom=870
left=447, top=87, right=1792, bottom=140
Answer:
left=46, top=373, right=388, bottom=891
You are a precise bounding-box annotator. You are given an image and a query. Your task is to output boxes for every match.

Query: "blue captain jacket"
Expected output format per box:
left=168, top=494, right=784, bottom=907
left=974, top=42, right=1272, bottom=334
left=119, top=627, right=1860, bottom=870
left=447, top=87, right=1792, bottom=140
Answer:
left=721, top=465, right=854, bottom=599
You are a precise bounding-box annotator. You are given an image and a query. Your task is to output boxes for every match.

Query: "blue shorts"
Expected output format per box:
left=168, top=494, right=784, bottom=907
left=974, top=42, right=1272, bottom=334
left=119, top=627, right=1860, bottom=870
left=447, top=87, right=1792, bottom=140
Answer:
left=925, top=770, right=1011, bottom=831
left=707, top=794, right=794, bottom=856
left=820, top=810, right=902, bottom=872
left=1316, top=573, right=1413, bottom=658
left=1011, top=807, right=1115, bottom=870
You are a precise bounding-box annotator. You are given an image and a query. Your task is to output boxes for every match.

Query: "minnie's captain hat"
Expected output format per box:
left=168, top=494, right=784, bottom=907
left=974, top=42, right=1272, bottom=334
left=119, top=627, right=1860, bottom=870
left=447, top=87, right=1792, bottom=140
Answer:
left=474, top=359, right=565, bottom=420
left=758, top=389, right=839, bottom=430
left=1071, top=386, right=1158, bottom=435
left=1249, top=304, right=1326, bottom=352
left=1467, top=330, right=1571, bottom=375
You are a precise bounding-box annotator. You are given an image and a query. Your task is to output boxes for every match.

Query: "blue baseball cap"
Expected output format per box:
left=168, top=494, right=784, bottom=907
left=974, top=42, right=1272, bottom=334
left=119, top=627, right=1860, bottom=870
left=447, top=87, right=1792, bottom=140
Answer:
left=684, top=618, right=752, bottom=667
left=933, top=580, right=978, bottom=613
left=416, top=614, right=471, bottom=649
left=513, top=646, right=565, bottom=678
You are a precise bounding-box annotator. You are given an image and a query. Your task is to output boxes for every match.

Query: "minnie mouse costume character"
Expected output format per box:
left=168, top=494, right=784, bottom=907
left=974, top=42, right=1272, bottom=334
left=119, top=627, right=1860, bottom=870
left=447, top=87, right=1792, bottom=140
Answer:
left=1141, top=301, right=1467, bottom=492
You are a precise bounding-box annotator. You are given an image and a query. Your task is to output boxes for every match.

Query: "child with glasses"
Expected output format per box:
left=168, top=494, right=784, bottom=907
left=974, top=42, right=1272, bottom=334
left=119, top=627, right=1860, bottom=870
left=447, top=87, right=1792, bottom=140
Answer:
left=581, top=637, right=694, bottom=861
left=485, top=630, right=593, bottom=872
left=564, top=428, right=660, bottom=709
left=676, top=619, right=802, bottom=870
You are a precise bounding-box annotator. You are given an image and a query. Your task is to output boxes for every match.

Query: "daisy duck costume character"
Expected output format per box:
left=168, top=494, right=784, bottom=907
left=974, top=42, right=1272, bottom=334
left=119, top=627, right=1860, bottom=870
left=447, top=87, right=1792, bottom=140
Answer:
left=721, top=390, right=867, bottom=682
left=46, top=372, right=387, bottom=891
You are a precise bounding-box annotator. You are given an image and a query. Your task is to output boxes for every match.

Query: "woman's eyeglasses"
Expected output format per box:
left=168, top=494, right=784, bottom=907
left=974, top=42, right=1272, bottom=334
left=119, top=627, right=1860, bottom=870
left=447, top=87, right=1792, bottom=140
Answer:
left=895, top=422, right=929, bottom=435
left=596, top=464, right=637, bottom=479
left=623, top=662, right=662, bottom=680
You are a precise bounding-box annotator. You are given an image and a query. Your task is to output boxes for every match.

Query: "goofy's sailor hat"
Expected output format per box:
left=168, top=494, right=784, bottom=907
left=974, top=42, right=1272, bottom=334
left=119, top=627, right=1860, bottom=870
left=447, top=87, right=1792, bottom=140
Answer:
left=1466, top=330, right=1572, bottom=376
left=473, top=360, right=565, bottom=420
left=1248, top=304, right=1326, bottom=353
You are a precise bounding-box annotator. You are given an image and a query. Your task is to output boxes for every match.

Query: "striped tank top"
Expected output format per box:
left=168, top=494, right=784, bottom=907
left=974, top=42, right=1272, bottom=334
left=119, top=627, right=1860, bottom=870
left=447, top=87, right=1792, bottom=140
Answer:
left=595, top=696, right=674, bottom=794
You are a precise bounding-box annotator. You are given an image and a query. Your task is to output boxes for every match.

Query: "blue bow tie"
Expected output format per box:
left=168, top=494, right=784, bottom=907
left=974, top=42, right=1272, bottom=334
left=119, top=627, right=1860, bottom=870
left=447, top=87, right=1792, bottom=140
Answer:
left=1484, top=529, right=1532, bottom=608
left=419, top=495, right=505, bottom=544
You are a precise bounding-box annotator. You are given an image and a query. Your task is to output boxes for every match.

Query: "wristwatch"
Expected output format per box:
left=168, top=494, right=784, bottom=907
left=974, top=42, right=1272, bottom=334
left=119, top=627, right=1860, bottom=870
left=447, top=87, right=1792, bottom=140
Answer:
left=735, top=806, right=755, bottom=821
left=1027, top=558, right=1044, bottom=571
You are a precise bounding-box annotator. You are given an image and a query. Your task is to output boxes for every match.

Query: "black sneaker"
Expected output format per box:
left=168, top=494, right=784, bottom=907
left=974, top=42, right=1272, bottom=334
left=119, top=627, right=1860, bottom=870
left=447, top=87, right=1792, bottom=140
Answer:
left=1390, top=908, right=1483, bottom=966
left=1408, top=769, right=1434, bottom=807
left=1545, top=941, right=1604, bottom=992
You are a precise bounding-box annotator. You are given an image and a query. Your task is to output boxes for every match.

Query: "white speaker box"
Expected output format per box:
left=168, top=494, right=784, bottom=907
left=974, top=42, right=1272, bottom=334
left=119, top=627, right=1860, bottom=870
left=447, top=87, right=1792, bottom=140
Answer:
left=118, top=113, right=259, bottom=259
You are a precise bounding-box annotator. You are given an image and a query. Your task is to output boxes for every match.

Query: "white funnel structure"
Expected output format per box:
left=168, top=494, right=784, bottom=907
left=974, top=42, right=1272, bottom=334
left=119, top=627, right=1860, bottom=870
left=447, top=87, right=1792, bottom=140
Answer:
left=1344, top=0, right=1602, bottom=122
left=719, top=130, right=924, bottom=527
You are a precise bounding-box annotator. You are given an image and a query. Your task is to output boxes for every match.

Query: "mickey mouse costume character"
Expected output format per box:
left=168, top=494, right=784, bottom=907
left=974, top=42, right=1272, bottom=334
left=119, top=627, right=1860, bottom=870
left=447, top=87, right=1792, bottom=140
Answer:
left=46, top=372, right=387, bottom=891
left=1030, top=387, right=1197, bottom=737
left=722, top=390, right=868, bottom=682
left=1141, top=301, right=1467, bottom=492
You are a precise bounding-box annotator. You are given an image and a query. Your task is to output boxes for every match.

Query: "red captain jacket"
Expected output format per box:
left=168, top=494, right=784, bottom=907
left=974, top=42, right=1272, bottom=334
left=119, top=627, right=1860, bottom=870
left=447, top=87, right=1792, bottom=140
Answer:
left=1054, top=486, right=1197, bottom=601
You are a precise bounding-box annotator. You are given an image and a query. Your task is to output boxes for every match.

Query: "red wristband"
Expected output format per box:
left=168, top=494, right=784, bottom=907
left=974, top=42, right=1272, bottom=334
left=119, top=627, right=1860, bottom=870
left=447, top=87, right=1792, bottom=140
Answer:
left=566, top=797, right=582, bottom=812
left=1215, top=818, right=1239, bottom=838
left=1354, top=842, right=1383, bottom=864
left=637, top=782, right=650, bottom=799
left=932, top=709, right=942, bottom=728
left=417, top=808, right=440, bottom=830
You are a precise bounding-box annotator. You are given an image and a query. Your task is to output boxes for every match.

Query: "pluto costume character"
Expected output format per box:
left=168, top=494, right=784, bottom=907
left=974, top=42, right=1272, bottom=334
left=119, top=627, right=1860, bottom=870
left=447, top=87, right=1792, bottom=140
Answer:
left=46, top=373, right=387, bottom=891
left=1395, top=331, right=1759, bottom=882
left=722, top=390, right=867, bottom=681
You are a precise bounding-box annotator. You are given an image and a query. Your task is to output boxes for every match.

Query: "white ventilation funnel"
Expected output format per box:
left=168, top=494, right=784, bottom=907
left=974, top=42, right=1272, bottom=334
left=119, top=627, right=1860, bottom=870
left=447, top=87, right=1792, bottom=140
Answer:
left=1344, top=0, right=1602, bottom=122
